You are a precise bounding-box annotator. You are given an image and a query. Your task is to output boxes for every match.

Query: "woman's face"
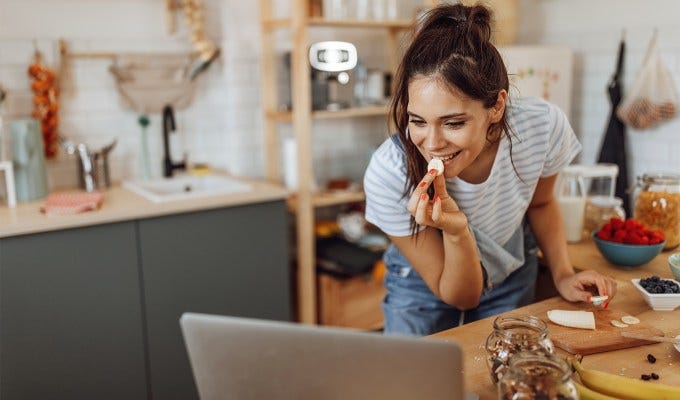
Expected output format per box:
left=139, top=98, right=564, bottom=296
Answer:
left=407, top=74, right=504, bottom=180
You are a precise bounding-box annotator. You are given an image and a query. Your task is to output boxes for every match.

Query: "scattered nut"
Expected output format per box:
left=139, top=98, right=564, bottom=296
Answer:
left=621, top=315, right=640, bottom=325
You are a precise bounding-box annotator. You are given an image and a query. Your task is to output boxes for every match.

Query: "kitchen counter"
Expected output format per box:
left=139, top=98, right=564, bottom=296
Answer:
left=0, top=177, right=288, bottom=238
left=431, top=239, right=680, bottom=400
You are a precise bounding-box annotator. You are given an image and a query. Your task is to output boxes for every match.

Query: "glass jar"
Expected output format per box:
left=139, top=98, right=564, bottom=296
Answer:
left=633, top=173, right=680, bottom=250
left=484, top=315, right=554, bottom=384
left=584, top=196, right=626, bottom=234
left=498, top=351, right=578, bottom=400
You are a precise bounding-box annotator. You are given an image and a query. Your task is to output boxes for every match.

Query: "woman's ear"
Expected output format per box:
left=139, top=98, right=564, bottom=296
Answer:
left=489, top=90, right=507, bottom=123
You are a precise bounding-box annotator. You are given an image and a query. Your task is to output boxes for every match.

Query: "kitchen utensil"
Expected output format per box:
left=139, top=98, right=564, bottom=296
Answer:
left=631, top=278, right=680, bottom=311
left=138, top=115, right=152, bottom=179
left=620, top=331, right=680, bottom=344
left=61, top=137, right=116, bottom=192
left=544, top=308, right=664, bottom=355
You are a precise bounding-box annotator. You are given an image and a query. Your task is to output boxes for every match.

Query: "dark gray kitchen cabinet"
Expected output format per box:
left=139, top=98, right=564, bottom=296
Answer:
left=0, top=222, right=148, bottom=400
left=138, top=200, right=291, bottom=400
left=0, top=200, right=291, bottom=400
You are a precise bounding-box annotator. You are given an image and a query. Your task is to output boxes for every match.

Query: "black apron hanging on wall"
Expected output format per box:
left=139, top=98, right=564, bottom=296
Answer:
left=597, top=37, right=631, bottom=217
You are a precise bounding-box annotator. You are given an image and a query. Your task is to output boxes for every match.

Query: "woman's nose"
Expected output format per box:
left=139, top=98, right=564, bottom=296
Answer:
left=423, top=127, right=446, bottom=150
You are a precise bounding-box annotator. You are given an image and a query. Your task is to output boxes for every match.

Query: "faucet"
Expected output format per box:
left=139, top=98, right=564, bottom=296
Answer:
left=162, top=104, right=186, bottom=178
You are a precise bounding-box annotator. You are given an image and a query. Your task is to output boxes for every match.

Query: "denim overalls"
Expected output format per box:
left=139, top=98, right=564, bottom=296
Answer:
left=381, top=135, right=539, bottom=336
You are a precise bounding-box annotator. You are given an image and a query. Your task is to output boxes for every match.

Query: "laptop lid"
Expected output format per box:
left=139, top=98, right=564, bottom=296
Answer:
left=180, top=313, right=465, bottom=400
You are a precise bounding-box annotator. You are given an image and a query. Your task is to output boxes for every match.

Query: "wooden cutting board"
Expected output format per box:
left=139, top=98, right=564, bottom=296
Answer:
left=543, top=307, right=664, bottom=355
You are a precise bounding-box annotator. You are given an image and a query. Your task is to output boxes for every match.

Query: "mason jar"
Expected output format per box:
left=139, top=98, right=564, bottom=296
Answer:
left=498, top=350, right=578, bottom=400
left=485, top=315, right=554, bottom=384
left=584, top=196, right=626, bottom=234
left=633, top=173, right=680, bottom=250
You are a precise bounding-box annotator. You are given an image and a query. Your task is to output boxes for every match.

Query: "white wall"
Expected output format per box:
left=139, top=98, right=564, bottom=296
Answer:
left=0, top=0, right=398, bottom=190
left=517, top=0, right=680, bottom=192
left=2, top=0, right=678, bottom=193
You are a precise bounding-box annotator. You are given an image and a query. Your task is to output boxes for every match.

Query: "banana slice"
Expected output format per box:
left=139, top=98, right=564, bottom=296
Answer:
left=590, top=295, right=609, bottom=306
left=621, top=315, right=640, bottom=325
left=427, top=158, right=444, bottom=176
left=610, top=320, right=629, bottom=328
left=547, top=310, right=596, bottom=330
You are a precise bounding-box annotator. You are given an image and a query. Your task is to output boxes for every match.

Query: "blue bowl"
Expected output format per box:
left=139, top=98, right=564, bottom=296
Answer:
left=591, top=231, right=665, bottom=267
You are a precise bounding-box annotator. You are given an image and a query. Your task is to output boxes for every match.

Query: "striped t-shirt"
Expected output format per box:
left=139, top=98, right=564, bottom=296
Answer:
left=364, top=96, right=581, bottom=248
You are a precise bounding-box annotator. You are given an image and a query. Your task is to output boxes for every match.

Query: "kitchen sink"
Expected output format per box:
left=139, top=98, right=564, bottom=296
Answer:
left=123, top=175, right=252, bottom=202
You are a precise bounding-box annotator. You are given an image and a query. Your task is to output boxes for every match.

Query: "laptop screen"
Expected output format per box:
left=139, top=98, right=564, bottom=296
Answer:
left=180, top=313, right=465, bottom=400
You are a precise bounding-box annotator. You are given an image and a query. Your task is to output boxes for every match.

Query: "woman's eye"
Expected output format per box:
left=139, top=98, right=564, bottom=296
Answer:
left=445, top=121, right=465, bottom=128
left=409, top=119, right=426, bottom=126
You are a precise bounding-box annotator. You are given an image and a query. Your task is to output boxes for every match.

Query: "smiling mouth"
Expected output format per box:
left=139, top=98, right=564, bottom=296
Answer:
left=433, top=150, right=462, bottom=162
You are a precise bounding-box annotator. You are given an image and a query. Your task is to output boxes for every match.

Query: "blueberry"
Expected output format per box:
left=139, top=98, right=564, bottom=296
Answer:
left=647, top=354, right=656, bottom=363
left=651, top=372, right=659, bottom=380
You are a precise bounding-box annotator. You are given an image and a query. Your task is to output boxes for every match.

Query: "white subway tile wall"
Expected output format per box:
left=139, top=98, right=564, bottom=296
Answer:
left=518, top=0, right=680, bottom=194
left=1, top=0, right=678, bottom=193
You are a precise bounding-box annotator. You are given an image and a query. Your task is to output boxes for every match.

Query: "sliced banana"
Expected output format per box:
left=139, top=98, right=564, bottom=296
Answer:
left=589, top=295, right=609, bottom=306
left=610, top=320, right=629, bottom=328
left=620, top=315, right=640, bottom=325
left=427, top=158, right=444, bottom=176
left=547, top=310, right=596, bottom=330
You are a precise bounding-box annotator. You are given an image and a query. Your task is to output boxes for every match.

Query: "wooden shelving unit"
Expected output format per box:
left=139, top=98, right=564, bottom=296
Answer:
left=258, top=0, right=438, bottom=325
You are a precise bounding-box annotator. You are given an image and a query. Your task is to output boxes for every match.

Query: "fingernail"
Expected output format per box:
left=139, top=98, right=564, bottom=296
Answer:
left=433, top=195, right=439, bottom=202
left=429, top=169, right=437, bottom=175
left=419, top=181, right=427, bottom=187
left=603, top=289, right=607, bottom=296
left=586, top=295, right=591, bottom=302
left=421, top=194, right=428, bottom=200
left=603, top=301, right=610, bottom=309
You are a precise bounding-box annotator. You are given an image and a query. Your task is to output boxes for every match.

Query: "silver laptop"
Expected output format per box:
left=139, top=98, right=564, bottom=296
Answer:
left=180, top=313, right=465, bottom=400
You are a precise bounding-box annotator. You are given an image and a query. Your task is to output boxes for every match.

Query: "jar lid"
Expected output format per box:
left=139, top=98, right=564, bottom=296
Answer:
left=640, top=172, right=680, bottom=185
left=588, top=195, right=623, bottom=207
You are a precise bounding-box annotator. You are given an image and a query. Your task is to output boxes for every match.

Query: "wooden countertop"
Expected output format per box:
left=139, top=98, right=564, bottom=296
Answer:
left=430, top=239, right=680, bottom=400
left=0, top=176, right=289, bottom=238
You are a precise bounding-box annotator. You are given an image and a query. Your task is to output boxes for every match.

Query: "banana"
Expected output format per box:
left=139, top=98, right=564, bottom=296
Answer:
left=574, top=380, right=620, bottom=400
left=572, top=358, right=680, bottom=400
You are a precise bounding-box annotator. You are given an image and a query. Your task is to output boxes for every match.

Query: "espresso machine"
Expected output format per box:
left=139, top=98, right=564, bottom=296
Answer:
left=308, top=41, right=358, bottom=111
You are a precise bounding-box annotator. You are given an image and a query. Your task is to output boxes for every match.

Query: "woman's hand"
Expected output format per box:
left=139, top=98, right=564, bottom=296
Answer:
left=406, top=169, right=468, bottom=237
left=554, top=270, right=618, bottom=307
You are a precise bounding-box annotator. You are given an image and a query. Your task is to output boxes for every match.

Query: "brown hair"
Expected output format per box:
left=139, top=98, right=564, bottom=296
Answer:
left=390, top=2, right=515, bottom=218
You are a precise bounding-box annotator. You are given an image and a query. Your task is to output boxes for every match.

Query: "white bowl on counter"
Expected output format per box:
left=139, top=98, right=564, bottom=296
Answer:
left=631, top=278, right=680, bottom=311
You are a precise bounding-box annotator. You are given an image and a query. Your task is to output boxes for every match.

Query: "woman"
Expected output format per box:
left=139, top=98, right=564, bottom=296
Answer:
left=363, top=3, right=617, bottom=336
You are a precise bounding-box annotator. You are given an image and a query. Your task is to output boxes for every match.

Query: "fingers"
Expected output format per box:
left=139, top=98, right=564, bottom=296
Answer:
left=432, top=174, right=450, bottom=200
left=571, top=271, right=618, bottom=307
left=431, top=195, right=441, bottom=222
left=407, top=169, right=437, bottom=214
left=414, top=193, right=430, bottom=224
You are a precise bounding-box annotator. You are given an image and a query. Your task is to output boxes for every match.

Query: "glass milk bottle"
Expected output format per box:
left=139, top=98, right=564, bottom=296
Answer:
left=556, top=166, right=587, bottom=243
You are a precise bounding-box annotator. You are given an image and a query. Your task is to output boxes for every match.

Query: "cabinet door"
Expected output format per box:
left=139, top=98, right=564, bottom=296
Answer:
left=138, top=201, right=291, bottom=400
left=0, top=222, right=148, bottom=400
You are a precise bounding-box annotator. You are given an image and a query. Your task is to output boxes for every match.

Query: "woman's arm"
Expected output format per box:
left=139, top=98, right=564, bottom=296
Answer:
left=527, top=175, right=617, bottom=302
left=389, top=173, right=483, bottom=309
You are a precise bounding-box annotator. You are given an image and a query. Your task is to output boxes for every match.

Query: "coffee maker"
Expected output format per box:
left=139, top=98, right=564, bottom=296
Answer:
left=308, top=41, right=357, bottom=111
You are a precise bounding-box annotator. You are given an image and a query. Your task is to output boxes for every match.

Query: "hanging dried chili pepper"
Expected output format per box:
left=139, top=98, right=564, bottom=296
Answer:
left=28, top=50, right=59, bottom=158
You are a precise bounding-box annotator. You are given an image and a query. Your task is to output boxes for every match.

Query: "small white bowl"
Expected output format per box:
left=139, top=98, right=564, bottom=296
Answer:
left=631, top=278, right=680, bottom=311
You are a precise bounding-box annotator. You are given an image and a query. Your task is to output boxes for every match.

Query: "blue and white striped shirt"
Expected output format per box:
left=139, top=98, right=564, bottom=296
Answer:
left=364, top=96, right=581, bottom=248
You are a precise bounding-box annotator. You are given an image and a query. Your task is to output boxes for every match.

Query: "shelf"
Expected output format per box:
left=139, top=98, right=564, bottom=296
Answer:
left=261, top=17, right=413, bottom=30
left=267, top=105, right=389, bottom=122
left=287, top=190, right=366, bottom=211
left=308, top=17, right=414, bottom=29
